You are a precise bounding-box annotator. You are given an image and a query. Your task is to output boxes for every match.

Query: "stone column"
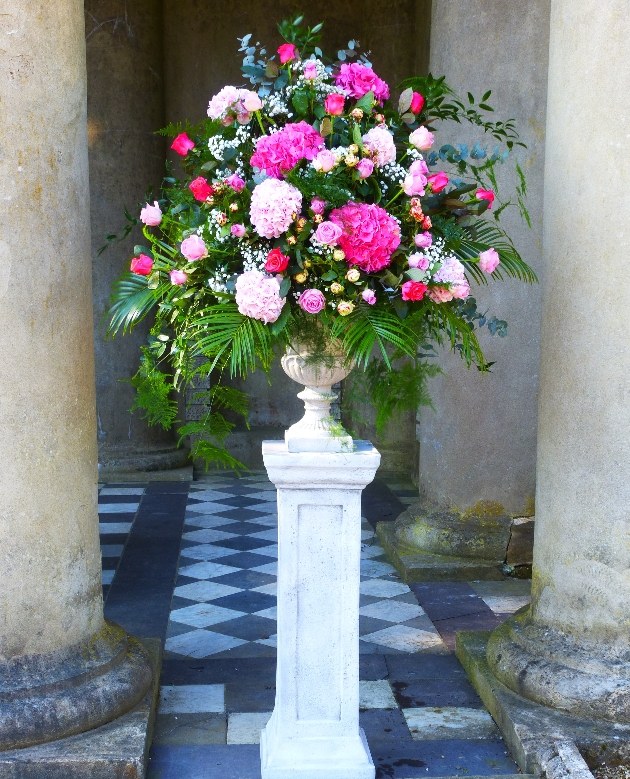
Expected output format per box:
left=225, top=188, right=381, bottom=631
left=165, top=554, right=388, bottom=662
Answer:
left=261, top=441, right=380, bottom=779
left=0, top=0, right=151, bottom=750
left=86, top=0, right=188, bottom=476
left=487, top=0, right=630, bottom=722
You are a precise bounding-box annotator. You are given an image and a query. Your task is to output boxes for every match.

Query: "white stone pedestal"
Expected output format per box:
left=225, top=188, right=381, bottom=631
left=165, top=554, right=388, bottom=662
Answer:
left=261, top=440, right=381, bottom=779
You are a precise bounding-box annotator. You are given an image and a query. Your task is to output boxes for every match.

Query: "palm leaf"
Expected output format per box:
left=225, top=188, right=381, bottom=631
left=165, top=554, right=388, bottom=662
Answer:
left=456, top=221, right=538, bottom=284
left=107, top=272, right=164, bottom=336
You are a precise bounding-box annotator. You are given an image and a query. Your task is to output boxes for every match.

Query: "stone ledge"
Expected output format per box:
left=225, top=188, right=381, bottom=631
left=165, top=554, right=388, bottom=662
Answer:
left=0, top=638, right=162, bottom=779
left=455, top=631, right=630, bottom=774
left=376, top=522, right=505, bottom=582
left=99, top=466, right=193, bottom=483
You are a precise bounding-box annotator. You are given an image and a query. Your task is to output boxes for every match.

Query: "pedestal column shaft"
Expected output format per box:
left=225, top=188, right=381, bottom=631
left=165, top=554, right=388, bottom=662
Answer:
left=530, top=0, right=630, bottom=638
left=0, top=0, right=102, bottom=658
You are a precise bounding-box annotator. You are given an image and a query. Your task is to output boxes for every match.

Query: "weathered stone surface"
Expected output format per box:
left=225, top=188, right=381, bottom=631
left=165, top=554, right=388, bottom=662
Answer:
left=0, top=638, right=161, bottom=779
left=506, top=518, right=535, bottom=566
left=456, top=632, right=630, bottom=774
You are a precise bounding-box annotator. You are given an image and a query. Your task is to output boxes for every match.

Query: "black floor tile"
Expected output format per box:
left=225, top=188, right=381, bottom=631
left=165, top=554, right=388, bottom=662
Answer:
left=213, top=496, right=268, bottom=508
left=211, top=590, right=277, bottom=613
left=362, top=480, right=405, bottom=529
left=211, top=615, right=276, bottom=641
left=390, top=677, right=483, bottom=709
left=431, top=612, right=501, bottom=651
left=98, top=495, right=142, bottom=504
left=385, top=653, right=467, bottom=681
left=145, top=482, right=191, bottom=494
left=215, top=536, right=275, bottom=552
left=360, top=615, right=392, bottom=636
left=210, top=508, right=272, bottom=521
left=359, top=654, right=388, bottom=681
left=211, top=570, right=276, bottom=590
left=360, top=709, right=412, bottom=741
left=203, top=551, right=275, bottom=570
left=212, top=521, right=274, bottom=536
left=410, top=582, right=494, bottom=621
left=160, top=656, right=277, bottom=685
left=225, top=680, right=276, bottom=712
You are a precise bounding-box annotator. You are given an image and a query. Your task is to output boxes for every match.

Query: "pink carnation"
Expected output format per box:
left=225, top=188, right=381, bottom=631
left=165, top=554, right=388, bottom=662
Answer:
left=250, top=178, right=302, bottom=239
left=335, top=62, right=389, bottom=102
left=362, top=127, right=396, bottom=167
left=250, top=121, right=324, bottom=179
left=235, top=270, right=285, bottom=324
left=329, top=202, right=401, bottom=273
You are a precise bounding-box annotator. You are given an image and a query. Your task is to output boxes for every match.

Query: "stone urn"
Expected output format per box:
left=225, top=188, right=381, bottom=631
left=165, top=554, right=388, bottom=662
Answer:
left=281, top=341, right=354, bottom=453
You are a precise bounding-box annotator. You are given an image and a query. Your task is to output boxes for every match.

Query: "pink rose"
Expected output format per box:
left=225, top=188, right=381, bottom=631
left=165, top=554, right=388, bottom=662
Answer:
left=170, top=269, right=187, bottom=285
left=231, top=224, right=246, bottom=238
left=130, top=254, right=153, bottom=276
left=140, top=201, right=162, bottom=226
left=401, top=281, right=428, bottom=301
left=357, top=158, right=374, bottom=178
left=403, top=160, right=428, bottom=197
left=362, top=289, right=377, bottom=305
left=304, top=61, right=318, bottom=80
left=278, top=43, right=297, bottom=64
left=409, top=126, right=434, bottom=151
left=242, top=91, right=263, bottom=112
left=298, top=288, right=326, bottom=314
left=414, top=231, right=433, bottom=249
left=189, top=176, right=214, bottom=202
left=226, top=173, right=246, bottom=192
left=427, top=172, right=449, bottom=193
left=171, top=133, right=195, bottom=156
left=180, top=234, right=207, bottom=261
left=427, top=286, right=453, bottom=303
left=312, top=149, right=337, bottom=173
left=410, top=92, right=425, bottom=114
left=264, top=247, right=290, bottom=273
left=479, top=248, right=500, bottom=273
left=315, top=221, right=343, bottom=245
left=310, top=197, right=326, bottom=215
left=325, top=93, right=345, bottom=116
left=408, top=253, right=429, bottom=271
left=476, top=188, right=495, bottom=208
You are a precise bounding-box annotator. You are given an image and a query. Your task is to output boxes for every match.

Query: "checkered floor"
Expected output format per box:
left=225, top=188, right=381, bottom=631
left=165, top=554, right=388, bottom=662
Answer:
left=98, top=472, right=531, bottom=779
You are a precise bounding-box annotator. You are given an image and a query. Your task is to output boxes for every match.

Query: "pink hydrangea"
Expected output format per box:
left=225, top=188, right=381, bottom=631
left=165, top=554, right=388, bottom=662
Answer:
left=362, top=127, right=396, bottom=167
left=431, top=257, right=470, bottom=300
left=249, top=178, right=302, bottom=239
left=329, top=202, right=401, bottom=273
left=235, top=270, right=285, bottom=324
left=335, top=62, right=389, bottom=102
left=250, top=121, right=324, bottom=178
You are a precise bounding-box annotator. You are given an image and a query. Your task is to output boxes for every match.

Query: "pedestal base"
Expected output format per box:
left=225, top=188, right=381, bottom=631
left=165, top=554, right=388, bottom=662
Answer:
left=456, top=631, right=630, bottom=773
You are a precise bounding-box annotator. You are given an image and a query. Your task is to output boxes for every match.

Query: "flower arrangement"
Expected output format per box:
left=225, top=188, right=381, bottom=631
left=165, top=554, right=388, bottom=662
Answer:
left=106, top=16, right=535, bottom=469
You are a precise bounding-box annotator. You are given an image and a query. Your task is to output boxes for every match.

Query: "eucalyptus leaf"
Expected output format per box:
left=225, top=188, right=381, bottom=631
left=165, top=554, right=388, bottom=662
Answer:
left=398, top=87, right=413, bottom=114
left=405, top=268, right=427, bottom=282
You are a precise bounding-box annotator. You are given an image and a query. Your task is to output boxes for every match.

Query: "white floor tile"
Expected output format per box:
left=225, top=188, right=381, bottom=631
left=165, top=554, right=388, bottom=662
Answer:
left=481, top=595, right=531, bottom=614
left=403, top=707, right=499, bottom=740
left=227, top=712, right=272, bottom=744
left=359, top=600, right=425, bottom=623
left=360, top=559, right=397, bottom=578
left=247, top=529, right=278, bottom=542
left=242, top=492, right=277, bottom=502
left=255, top=634, right=277, bottom=647
left=251, top=583, right=278, bottom=596
left=99, top=522, right=132, bottom=534
left=97, top=503, right=139, bottom=513
left=250, top=561, right=278, bottom=576
left=159, top=684, right=224, bottom=713
left=253, top=606, right=277, bottom=620
left=170, top=603, right=246, bottom=628
left=186, top=501, right=240, bottom=515
left=361, top=544, right=385, bottom=559
left=184, top=516, right=238, bottom=529
left=101, top=570, right=115, bottom=585
left=361, top=625, right=445, bottom=653
left=361, top=530, right=376, bottom=541
left=250, top=516, right=278, bottom=527
left=179, top=545, right=238, bottom=561
left=359, top=680, right=398, bottom=709
left=178, top=561, right=242, bottom=580
left=174, top=581, right=242, bottom=602
left=182, top=528, right=238, bottom=543
left=249, top=544, right=278, bottom=558
left=165, top=629, right=247, bottom=658
left=359, top=580, right=411, bottom=598
left=99, top=487, right=145, bottom=496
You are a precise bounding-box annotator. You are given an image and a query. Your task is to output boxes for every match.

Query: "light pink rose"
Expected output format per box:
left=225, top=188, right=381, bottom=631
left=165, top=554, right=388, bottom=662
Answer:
left=312, top=149, right=337, bottom=173
left=236, top=112, right=251, bottom=125
left=231, top=224, right=246, bottom=238
left=242, top=91, right=263, bottom=112
left=357, top=158, right=374, bottom=178
left=479, top=248, right=500, bottom=273
left=315, top=221, right=343, bottom=245
left=226, top=173, right=246, bottom=192
left=170, top=269, right=187, bottom=285
left=298, top=288, right=326, bottom=314
left=304, top=61, right=318, bottom=80
left=403, top=160, right=428, bottom=196
left=409, top=126, right=434, bottom=151
left=180, top=234, right=207, bottom=261
left=140, top=201, right=162, bottom=226
left=310, top=197, right=326, bottom=215
left=408, top=253, right=429, bottom=271
left=414, top=231, right=433, bottom=249
left=362, top=289, right=377, bottom=305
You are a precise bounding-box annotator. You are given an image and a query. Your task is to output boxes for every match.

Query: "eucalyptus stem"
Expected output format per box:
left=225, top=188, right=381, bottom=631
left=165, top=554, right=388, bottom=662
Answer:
left=255, top=110, right=267, bottom=136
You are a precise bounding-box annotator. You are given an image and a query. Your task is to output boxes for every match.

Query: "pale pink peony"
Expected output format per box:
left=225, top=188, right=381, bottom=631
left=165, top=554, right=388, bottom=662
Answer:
left=181, top=234, right=208, bottom=261
left=298, top=288, right=326, bottom=314
left=170, top=269, right=188, bottom=285
left=249, top=178, right=302, bottom=239
left=409, top=126, right=434, bottom=151
left=235, top=270, right=285, bottom=324
left=408, top=253, right=429, bottom=271
left=357, top=158, right=374, bottom=178
left=312, top=149, right=337, bottom=173
left=362, top=127, right=396, bottom=168
left=362, top=289, right=377, bottom=305
left=329, top=202, right=401, bottom=273
left=479, top=248, right=500, bottom=273
left=315, top=221, right=343, bottom=245
left=335, top=62, right=389, bottom=102
left=231, top=224, right=246, bottom=238
left=414, top=231, right=433, bottom=249
left=250, top=121, right=324, bottom=178
left=140, top=201, right=162, bottom=226
left=403, top=160, right=428, bottom=196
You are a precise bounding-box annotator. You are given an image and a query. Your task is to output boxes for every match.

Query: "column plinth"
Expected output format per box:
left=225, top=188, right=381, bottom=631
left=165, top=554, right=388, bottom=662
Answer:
left=261, top=441, right=380, bottom=779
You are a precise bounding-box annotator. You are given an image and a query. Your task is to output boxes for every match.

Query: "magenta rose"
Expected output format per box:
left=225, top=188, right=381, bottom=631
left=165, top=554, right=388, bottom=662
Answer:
left=476, top=188, right=495, bottom=208
left=329, top=202, right=401, bottom=273
left=410, top=91, right=425, bottom=114
left=310, top=197, right=326, bottom=215
left=180, top=235, right=207, bottom=261
left=171, top=132, right=195, bottom=156
left=170, top=269, right=187, bottom=285
left=479, top=248, right=500, bottom=273
left=298, top=288, right=326, bottom=314
left=189, top=176, right=214, bottom=201
left=226, top=173, right=246, bottom=192
left=130, top=254, right=153, bottom=276
left=278, top=43, right=297, bottom=64
left=325, top=93, right=345, bottom=116
left=334, top=62, right=389, bottom=102
left=315, top=221, right=343, bottom=245
left=427, top=172, right=449, bottom=193
left=140, top=201, right=162, bottom=226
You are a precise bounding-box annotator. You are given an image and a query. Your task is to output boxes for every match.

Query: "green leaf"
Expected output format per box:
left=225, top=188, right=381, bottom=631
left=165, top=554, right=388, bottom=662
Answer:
left=223, top=146, right=238, bottom=161
left=398, top=87, right=413, bottom=114
left=355, top=90, right=375, bottom=112
left=352, top=123, right=363, bottom=147
left=292, top=90, right=309, bottom=115
left=200, top=160, right=219, bottom=172
left=321, top=270, right=338, bottom=281
left=313, top=104, right=325, bottom=119
left=269, top=302, right=291, bottom=335
left=405, top=268, right=427, bottom=282
left=279, top=277, right=291, bottom=298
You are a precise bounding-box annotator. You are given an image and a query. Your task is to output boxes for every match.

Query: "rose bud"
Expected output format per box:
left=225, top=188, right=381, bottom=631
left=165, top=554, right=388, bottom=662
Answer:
left=345, top=268, right=360, bottom=283
left=293, top=271, right=308, bottom=284
left=330, top=282, right=344, bottom=294
left=130, top=254, right=153, bottom=276
left=333, top=249, right=346, bottom=261
left=170, top=269, right=188, bottom=285
left=140, top=201, right=162, bottom=226
left=325, top=93, right=345, bottom=116
left=362, top=289, right=377, bottom=305
left=231, top=224, right=246, bottom=238
left=410, top=91, right=425, bottom=114
left=337, top=300, right=355, bottom=316
left=278, top=43, right=297, bottom=64
left=351, top=108, right=364, bottom=121
left=171, top=132, right=195, bottom=155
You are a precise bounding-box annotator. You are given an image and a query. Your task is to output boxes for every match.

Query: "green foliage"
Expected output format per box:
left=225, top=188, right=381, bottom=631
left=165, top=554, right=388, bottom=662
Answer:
left=286, top=168, right=353, bottom=208
left=457, top=221, right=538, bottom=284
left=108, top=273, right=164, bottom=336
left=129, top=349, right=179, bottom=430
